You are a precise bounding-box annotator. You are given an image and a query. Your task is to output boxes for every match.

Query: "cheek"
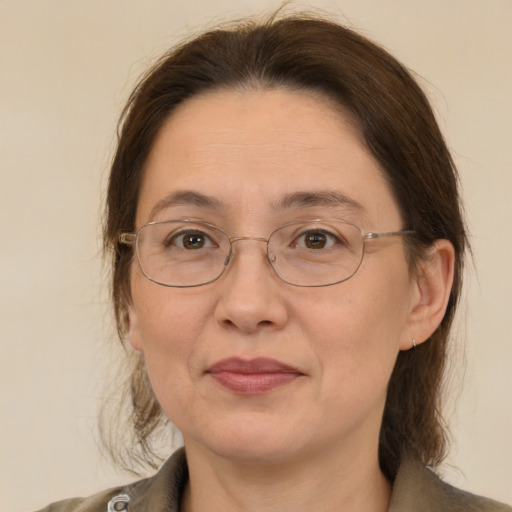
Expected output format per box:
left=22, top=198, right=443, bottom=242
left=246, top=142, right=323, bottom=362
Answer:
left=306, top=263, right=411, bottom=387
left=130, top=278, right=214, bottom=389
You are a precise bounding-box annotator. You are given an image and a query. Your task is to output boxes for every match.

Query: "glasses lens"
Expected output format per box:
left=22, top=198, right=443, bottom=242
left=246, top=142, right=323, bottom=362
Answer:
left=136, top=221, right=230, bottom=287
left=268, top=220, right=364, bottom=286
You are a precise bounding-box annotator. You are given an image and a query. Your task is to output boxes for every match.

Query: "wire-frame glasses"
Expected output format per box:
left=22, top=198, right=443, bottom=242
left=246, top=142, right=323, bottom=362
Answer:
left=119, top=219, right=416, bottom=288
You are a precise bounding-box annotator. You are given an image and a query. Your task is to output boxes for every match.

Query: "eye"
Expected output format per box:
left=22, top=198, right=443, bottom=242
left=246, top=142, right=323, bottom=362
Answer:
left=167, top=230, right=216, bottom=250
left=294, top=230, right=340, bottom=249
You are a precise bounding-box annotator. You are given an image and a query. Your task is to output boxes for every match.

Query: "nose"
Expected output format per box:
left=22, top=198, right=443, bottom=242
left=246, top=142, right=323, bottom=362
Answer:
left=214, top=239, right=289, bottom=334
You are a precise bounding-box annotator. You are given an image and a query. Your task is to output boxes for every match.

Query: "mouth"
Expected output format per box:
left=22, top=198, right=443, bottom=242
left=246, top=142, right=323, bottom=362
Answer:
left=206, top=357, right=304, bottom=395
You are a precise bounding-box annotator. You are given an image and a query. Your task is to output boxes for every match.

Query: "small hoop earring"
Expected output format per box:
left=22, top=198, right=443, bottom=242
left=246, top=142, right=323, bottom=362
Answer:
left=412, top=338, right=417, bottom=349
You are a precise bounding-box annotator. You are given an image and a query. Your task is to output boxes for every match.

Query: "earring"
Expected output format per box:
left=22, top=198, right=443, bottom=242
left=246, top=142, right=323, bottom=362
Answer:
left=412, top=338, right=417, bottom=349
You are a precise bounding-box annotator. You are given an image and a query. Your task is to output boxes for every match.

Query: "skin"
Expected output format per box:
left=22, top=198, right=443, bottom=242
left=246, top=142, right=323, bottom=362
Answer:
left=128, top=89, right=454, bottom=512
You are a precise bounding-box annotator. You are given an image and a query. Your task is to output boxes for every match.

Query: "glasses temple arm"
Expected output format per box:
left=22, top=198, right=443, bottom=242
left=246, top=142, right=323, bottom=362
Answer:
left=363, top=230, right=416, bottom=240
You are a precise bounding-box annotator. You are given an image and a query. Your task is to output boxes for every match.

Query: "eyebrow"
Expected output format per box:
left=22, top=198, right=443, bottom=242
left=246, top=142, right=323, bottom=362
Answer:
left=148, top=188, right=366, bottom=221
left=272, top=190, right=366, bottom=214
left=149, top=190, right=223, bottom=221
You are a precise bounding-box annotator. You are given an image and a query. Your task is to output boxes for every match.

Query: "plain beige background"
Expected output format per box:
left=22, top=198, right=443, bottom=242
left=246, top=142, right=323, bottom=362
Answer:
left=1, top=0, right=511, bottom=510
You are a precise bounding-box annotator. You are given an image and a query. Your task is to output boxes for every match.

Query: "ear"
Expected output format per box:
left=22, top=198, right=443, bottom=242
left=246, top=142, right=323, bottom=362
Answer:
left=400, top=239, right=455, bottom=350
left=127, top=304, right=143, bottom=352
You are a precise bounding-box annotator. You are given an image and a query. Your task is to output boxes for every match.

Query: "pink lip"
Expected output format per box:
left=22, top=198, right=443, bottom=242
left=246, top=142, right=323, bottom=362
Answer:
left=207, top=358, right=303, bottom=395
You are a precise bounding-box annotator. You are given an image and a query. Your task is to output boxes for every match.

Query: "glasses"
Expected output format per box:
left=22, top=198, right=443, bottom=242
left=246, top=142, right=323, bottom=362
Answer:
left=119, top=219, right=415, bottom=288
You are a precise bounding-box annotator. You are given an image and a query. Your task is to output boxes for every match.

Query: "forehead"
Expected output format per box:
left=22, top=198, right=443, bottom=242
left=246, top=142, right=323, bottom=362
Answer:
left=137, top=88, right=401, bottom=229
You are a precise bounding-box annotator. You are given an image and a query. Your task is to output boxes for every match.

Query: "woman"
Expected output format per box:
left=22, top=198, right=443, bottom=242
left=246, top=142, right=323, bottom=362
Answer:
left=38, top=13, right=509, bottom=512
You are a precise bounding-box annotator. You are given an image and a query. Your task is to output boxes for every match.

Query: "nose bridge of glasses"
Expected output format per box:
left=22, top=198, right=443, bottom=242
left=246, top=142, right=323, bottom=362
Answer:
left=224, top=236, right=275, bottom=267
left=229, top=236, right=269, bottom=244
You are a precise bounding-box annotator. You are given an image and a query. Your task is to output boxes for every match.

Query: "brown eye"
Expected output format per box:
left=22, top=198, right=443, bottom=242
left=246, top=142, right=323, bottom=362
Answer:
left=304, top=232, right=328, bottom=249
left=166, top=231, right=214, bottom=250
left=182, top=233, right=205, bottom=249
left=294, top=230, right=340, bottom=250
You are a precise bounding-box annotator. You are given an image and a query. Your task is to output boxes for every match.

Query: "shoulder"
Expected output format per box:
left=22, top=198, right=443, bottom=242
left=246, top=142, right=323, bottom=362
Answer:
left=33, top=489, right=122, bottom=512
left=34, top=449, right=188, bottom=512
left=389, top=456, right=511, bottom=512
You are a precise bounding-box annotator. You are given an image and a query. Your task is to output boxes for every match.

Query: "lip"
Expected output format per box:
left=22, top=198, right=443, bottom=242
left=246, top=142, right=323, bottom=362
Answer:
left=206, top=357, right=304, bottom=395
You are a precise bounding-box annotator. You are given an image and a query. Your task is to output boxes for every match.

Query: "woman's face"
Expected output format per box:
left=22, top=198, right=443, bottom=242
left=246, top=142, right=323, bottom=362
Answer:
left=128, top=88, right=417, bottom=464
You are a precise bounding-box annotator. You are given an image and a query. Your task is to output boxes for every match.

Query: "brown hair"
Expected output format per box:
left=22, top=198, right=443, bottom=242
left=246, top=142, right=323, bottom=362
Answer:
left=103, top=13, right=467, bottom=479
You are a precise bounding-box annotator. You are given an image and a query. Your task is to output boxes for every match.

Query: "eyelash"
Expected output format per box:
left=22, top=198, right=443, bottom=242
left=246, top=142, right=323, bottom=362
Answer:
left=291, top=229, right=343, bottom=249
left=164, top=230, right=217, bottom=249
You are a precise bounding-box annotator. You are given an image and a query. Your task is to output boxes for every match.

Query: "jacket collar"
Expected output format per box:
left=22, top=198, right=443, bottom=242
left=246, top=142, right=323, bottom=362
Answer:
left=121, top=449, right=187, bottom=512
left=117, top=449, right=507, bottom=512
left=388, top=455, right=508, bottom=512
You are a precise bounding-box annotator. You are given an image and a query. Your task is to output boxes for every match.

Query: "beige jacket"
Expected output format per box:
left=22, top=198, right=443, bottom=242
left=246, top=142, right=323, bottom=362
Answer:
left=36, top=449, right=510, bottom=512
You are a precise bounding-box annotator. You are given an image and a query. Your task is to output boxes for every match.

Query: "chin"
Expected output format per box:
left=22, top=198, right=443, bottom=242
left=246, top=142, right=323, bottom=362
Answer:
left=184, top=414, right=313, bottom=464
left=210, top=440, right=307, bottom=465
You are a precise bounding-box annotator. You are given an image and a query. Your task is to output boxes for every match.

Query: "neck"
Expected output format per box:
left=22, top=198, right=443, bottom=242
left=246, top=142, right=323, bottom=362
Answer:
left=180, top=439, right=391, bottom=512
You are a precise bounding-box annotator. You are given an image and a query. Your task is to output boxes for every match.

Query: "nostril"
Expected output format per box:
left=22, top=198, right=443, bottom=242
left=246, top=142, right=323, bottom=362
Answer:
left=222, top=318, right=236, bottom=328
